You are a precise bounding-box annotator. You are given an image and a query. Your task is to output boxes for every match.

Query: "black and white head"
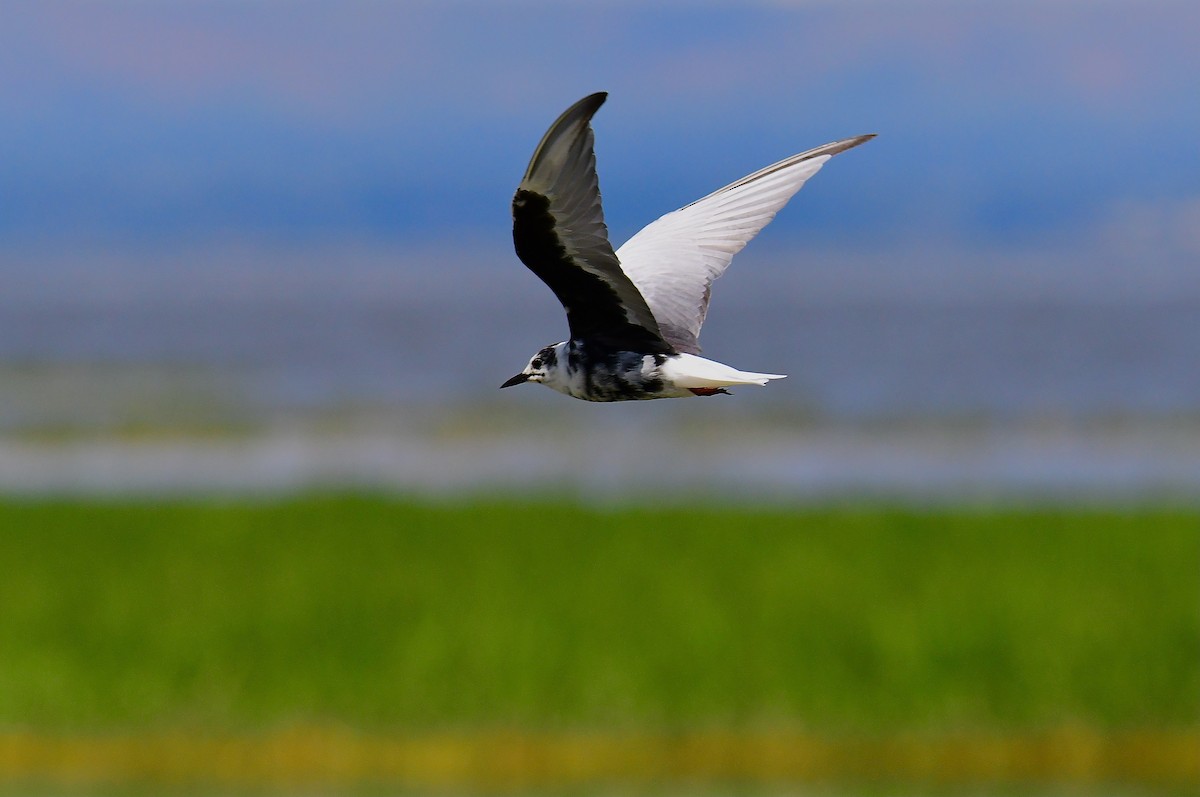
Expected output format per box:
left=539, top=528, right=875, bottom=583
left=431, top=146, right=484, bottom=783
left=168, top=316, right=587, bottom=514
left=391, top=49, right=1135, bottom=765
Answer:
left=500, top=343, right=564, bottom=389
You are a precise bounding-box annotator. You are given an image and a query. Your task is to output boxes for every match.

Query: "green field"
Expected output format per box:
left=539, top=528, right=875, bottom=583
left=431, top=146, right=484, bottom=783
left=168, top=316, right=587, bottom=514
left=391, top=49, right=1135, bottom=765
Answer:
left=1, top=497, right=1195, bottom=734
left=2, top=497, right=1197, bottom=792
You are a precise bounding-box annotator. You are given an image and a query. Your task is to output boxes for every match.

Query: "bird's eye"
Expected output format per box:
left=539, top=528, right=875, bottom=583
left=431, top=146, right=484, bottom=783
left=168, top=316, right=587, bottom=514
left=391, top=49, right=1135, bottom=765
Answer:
left=531, top=358, right=543, bottom=369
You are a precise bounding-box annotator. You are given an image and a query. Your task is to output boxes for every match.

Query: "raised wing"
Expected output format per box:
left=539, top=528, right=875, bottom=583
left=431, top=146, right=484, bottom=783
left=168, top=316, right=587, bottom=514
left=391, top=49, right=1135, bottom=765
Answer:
left=615, top=135, right=874, bottom=354
left=512, top=92, right=673, bottom=354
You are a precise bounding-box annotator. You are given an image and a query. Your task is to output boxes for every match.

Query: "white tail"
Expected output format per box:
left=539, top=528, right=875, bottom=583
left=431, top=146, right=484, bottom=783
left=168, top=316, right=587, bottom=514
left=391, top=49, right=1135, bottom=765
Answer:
left=662, top=353, right=787, bottom=389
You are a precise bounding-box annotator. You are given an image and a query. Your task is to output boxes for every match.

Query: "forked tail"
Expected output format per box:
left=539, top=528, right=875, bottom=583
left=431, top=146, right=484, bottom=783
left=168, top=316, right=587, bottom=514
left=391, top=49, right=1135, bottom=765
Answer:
left=662, top=353, right=787, bottom=389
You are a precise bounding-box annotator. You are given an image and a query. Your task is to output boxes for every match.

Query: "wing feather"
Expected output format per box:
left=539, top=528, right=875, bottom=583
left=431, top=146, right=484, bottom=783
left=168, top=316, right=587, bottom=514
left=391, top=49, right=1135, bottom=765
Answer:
left=512, top=93, right=673, bottom=354
left=615, top=135, right=874, bottom=354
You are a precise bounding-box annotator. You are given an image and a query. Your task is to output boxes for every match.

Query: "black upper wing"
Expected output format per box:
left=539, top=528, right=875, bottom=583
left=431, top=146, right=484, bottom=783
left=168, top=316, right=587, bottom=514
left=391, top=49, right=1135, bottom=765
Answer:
left=512, top=92, right=673, bottom=354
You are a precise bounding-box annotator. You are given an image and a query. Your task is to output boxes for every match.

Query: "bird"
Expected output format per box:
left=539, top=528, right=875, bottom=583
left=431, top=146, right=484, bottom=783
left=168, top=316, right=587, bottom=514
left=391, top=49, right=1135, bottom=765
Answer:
left=501, top=92, right=872, bottom=402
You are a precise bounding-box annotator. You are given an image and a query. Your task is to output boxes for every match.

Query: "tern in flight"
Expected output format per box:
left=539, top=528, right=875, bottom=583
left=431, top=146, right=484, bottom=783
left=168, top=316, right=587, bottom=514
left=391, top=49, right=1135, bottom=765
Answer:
left=502, top=92, right=872, bottom=401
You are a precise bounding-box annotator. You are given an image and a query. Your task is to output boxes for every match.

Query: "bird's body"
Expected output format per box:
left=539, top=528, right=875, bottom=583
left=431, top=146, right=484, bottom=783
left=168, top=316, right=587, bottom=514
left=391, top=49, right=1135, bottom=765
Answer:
left=502, top=92, right=871, bottom=402
left=510, top=340, right=786, bottom=402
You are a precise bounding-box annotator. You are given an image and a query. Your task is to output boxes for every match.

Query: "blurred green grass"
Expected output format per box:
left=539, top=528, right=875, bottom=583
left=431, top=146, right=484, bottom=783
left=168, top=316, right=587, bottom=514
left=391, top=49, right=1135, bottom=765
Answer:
left=0, top=497, right=1196, bottom=732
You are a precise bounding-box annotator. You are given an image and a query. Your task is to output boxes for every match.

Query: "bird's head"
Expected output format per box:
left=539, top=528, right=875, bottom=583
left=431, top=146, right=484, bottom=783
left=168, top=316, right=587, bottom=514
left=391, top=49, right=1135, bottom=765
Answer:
left=500, top=344, right=562, bottom=389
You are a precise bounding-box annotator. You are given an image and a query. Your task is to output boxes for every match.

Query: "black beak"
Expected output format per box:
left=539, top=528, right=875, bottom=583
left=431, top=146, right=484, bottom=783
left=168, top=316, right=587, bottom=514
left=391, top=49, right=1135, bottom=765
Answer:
left=500, top=373, right=530, bottom=389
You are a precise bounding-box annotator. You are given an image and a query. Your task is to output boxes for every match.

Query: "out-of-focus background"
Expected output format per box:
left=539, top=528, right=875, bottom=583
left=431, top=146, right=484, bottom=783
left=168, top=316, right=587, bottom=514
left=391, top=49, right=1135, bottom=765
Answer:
left=2, top=0, right=1198, bottom=499
left=0, top=2, right=1197, bottom=795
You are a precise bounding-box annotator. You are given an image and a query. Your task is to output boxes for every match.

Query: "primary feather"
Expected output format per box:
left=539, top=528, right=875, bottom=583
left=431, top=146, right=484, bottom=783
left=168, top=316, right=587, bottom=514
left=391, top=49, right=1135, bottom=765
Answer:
left=616, top=135, right=874, bottom=354
left=512, top=92, right=671, bottom=353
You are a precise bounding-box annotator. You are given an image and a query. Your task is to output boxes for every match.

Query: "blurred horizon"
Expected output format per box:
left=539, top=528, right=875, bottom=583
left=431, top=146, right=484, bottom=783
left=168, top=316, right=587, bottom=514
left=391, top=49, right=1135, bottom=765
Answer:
left=4, top=2, right=1198, bottom=249
left=2, top=0, right=1198, bottom=498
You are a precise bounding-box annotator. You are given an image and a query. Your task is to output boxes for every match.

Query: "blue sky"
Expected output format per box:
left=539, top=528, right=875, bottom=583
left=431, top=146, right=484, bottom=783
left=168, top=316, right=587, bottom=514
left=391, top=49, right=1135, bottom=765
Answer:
left=1, top=1, right=1197, bottom=257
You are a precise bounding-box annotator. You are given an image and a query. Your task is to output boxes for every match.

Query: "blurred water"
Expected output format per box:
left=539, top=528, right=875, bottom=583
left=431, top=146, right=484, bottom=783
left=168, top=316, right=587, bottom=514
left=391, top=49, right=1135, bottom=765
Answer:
left=4, top=243, right=1198, bottom=417
left=2, top=242, right=1198, bottom=497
